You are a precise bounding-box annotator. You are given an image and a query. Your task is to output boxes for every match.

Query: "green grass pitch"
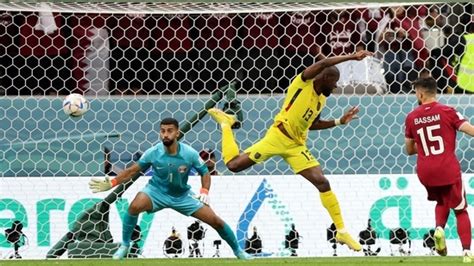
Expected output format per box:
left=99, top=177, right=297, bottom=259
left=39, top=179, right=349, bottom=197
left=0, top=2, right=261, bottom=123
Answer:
left=0, top=257, right=466, bottom=266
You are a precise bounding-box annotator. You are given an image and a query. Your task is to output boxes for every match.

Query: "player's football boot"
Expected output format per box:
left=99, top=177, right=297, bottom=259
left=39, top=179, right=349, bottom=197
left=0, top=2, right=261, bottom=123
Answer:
left=112, top=244, right=129, bottom=260
left=235, top=249, right=252, bottom=260
left=335, top=231, right=362, bottom=251
left=207, top=108, right=236, bottom=127
left=434, top=226, right=447, bottom=256
left=463, top=250, right=473, bottom=263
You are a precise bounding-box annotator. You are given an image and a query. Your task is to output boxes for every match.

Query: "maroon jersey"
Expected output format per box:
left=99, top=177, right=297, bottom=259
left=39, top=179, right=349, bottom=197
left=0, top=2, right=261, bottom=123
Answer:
left=405, top=102, right=467, bottom=186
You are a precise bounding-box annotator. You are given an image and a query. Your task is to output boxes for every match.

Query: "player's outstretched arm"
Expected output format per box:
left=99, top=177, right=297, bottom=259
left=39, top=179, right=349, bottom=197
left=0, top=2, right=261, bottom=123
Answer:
left=89, top=163, right=142, bottom=193
left=301, top=50, right=373, bottom=81
left=310, top=106, right=359, bottom=130
left=460, top=122, right=474, bottom=137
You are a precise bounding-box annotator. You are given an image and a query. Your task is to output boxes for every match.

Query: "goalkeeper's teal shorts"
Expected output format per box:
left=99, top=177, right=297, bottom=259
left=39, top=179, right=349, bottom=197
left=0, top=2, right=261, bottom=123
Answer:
left=141, top=184, right=204, bottom=216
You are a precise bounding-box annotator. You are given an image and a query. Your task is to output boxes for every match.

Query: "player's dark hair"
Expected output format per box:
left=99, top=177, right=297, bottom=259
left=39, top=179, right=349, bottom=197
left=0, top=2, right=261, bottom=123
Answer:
left=160, top=117, right=179, bottom=129
left=412, top=77, right=437, bottom=94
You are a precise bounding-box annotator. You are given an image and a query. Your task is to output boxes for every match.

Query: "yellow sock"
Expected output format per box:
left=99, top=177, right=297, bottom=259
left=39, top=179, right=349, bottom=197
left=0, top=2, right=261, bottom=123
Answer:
left=222, top=124, right=239, bottom=164
left=320, top=190, right=345, bottom=231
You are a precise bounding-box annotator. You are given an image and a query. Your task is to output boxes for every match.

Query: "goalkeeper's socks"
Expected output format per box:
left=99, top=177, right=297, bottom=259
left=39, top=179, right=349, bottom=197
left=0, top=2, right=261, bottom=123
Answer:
left=216, top=223, right=240, bottom=255
left=222, top=124, right=239, bottom=164
left=122, top=213, right=138, bottom=246
left=320, top=190, right=345, bottom=230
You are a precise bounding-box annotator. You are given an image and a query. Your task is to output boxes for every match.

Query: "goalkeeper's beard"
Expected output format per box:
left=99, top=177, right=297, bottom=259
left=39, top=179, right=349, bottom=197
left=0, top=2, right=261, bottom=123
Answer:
left=162, top=139, right=175, bottom=147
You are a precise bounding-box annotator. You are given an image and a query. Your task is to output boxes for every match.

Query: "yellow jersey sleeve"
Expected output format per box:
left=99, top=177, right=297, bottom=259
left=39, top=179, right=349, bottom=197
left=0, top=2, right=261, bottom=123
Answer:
left=273, top=73, right=326, bottom=144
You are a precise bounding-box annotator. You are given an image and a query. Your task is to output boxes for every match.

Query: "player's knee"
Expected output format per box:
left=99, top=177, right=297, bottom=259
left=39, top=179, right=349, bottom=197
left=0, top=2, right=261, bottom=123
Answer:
left=312, top=175, right=330, bottom=192
left=208, top=216, right=225, bottom=229
left=454, top=208, right=468, bottom=215
left=128, top=203, right=143, bottom=216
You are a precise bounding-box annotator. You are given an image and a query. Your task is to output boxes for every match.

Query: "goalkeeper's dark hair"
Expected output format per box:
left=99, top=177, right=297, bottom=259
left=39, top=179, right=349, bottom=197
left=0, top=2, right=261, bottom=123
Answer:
left=412, top=77, right=437, bottom=94
left=160, top=117, right=179, bottom=129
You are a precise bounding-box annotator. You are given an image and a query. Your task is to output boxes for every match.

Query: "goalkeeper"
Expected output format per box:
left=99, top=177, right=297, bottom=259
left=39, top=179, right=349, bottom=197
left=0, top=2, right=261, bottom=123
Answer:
left=208, top=50, right=373, bottom=252
left=89, top=118, right=250, bottom=260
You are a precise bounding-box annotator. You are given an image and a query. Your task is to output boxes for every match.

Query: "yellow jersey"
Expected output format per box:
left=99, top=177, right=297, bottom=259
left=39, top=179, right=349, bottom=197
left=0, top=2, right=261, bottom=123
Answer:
left=273, top=73, right=326, bottom=145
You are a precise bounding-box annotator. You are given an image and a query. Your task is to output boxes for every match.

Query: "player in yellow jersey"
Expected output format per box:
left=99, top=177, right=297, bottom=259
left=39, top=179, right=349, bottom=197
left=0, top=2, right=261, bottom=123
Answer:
left=208, top=50, right=373, bottom=252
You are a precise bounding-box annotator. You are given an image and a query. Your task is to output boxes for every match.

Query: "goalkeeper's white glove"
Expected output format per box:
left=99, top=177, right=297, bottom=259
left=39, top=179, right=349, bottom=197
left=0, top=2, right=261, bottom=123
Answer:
left=89, top=176, right=116, bottom=193
left=197, top=188, right=210, bottom=205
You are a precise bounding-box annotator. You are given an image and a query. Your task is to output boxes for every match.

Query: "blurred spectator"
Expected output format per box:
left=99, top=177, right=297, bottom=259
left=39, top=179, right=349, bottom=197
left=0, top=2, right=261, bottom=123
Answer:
left=240, top=12, right=283, bottom=93
left=5, top=221, right=27, bottom=259
left=378, top=7, right=418, bottom=93
left=0, top=11, right=17, bottom=95
left=164, top=226, right=183, bottom=257
left=199, top=148, right=218, bottom=175
left=285, top=223, right=301, bottom=256
left=420, top=5, right=447, bottom=51
left=70, top=14, right=111, bottom=96
left=187, top=220, right=205, bottom=258
left=280, top=11, right=321, bottom=89
left=150, top=14, right=194, bottom=94
left=429, top=25, right=464, bottom=92
left=447, top=3, right=472, bottom=36
left=456, top=21, right=474, bottom=93
left=195, top=8, right=238, bottom=92
left=245, top=226, right=262, bottom=255
left=358, top=8, right=389, bottom=52
left=393, top=6, right=430, bottom=68
left=109, top=7, right=153, bottom=94
left=16, top=5, right=70, bottom=96
left=317, top=9, right=362, bottom=56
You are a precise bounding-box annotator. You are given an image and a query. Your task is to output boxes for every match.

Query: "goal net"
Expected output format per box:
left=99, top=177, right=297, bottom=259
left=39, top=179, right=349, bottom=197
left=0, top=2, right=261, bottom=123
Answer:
left=0, top=1, right=473, bottom=259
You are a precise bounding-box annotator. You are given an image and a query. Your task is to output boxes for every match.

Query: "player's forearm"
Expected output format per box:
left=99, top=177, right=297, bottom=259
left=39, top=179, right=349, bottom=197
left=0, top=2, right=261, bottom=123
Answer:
left=460, top=122, right=474, bottom=137
left=200, top=173, right=211, bottom=191
left=303, top=54, right=356, bottom=80
left=406, top=147, right=417, bottom=155
left=310, top=119, right=342, bottom=130
left=405, top=144, right=417, bottom=155
left=112, top=163, right=142, bottom=186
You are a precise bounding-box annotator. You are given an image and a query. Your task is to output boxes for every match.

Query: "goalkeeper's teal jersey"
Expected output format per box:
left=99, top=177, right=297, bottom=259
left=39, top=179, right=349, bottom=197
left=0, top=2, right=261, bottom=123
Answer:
left=137, top=142, right=208, bottom=196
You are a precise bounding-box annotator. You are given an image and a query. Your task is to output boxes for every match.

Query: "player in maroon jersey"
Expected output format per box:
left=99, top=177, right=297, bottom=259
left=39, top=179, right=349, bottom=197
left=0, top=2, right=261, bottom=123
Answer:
left=404, top=77, right=474, bottom=262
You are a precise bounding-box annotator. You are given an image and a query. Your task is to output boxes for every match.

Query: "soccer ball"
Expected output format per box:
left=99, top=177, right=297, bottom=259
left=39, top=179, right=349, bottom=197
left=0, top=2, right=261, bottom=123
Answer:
left=63, top=93, right=89, bottom=117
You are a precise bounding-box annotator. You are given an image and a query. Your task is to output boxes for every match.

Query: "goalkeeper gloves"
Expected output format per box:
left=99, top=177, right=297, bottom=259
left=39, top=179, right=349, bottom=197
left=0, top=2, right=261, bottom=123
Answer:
left=197, top=188, right=210, bottom=205
left=89, top=176, right=117, bottom=193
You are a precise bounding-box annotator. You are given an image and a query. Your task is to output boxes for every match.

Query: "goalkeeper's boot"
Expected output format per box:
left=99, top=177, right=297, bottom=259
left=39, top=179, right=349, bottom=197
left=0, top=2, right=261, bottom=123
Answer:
left=235, top=249, right=252, bottom=260
left=113, top=244, right=129, bottom=260
left=335, top=231, right=362, bottom=251
left=207, top=108, right=236, bottom=127
left=463, top=250, right=474, bottom=263
left=434, top=226, right=447, bottom=256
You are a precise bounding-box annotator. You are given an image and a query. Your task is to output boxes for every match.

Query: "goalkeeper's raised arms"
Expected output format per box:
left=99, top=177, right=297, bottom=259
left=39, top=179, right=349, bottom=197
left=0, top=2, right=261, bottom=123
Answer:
left=89, top=163, right=142, bottom=193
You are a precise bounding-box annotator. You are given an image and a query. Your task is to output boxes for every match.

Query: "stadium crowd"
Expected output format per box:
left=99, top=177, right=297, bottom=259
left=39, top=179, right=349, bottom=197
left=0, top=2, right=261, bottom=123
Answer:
left=0, top=3, right=472, bottom=96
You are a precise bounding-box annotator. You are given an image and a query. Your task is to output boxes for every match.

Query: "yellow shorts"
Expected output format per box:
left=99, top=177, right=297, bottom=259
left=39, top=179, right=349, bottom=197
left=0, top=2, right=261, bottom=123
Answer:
left=244, top=126, right=320, bottom=173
